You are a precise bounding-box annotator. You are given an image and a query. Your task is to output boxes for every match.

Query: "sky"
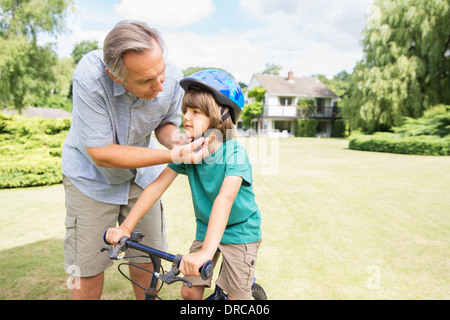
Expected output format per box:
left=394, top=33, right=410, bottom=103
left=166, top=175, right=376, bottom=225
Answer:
left=45, top=0, right=376, bottom=84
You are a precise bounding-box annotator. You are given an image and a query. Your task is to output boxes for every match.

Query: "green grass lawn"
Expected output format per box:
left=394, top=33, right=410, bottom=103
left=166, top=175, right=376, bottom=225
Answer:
left=0, top=138, right=449, bottom=300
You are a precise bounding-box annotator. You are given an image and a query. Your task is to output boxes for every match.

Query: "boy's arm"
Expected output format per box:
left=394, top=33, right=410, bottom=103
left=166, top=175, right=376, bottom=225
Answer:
left=105, top=167, right=179, bottom=244
left=179, top=175, right=243, bottom=277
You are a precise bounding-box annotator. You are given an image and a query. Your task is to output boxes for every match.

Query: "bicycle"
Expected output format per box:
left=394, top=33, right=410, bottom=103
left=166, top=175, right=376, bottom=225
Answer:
left=101, top=230, right=267, bottom=300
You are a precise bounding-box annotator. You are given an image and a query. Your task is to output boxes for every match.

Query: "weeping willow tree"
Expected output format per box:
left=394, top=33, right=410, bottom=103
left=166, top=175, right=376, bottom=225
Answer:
left=343, top=0, right=450, bottom=133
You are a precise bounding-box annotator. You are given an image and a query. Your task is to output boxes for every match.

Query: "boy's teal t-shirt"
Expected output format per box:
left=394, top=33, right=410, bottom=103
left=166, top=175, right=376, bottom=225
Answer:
left=168, top=139, right=261, bottom=244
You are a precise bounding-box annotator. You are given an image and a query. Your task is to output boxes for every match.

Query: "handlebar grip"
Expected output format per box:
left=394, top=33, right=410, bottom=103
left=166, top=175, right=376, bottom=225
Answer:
left=103, top=230, right=128, bottom=246
left=103, top=231, right=129, bottom=260
left=200, top=260, right=213, bottom=280
left=103, top=230, right=111, bottom=245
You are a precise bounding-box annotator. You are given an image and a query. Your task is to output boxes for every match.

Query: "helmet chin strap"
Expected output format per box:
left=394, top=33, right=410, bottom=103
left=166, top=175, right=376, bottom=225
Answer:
left=192, top=128, right=213, bottom=153
left=191, top=107, right=230, bottom=153
left=193, top=128, right=213, bottom=142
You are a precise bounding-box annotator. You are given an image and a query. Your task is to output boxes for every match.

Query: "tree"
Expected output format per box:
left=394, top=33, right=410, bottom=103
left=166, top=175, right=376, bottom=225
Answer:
left=262, top=63, right=282, bottom=76
left=317, top=71, right=351, bottom=99
left=241, top=87, right=265, bottom=128
left=343, top=0, right=450, bottom=133
left=71, top=40, right=100, bottom=66
left=0, top=0, right=74, bottom=111
left=247, top=86, right=266, bottom=102
left=241, top=102, right=263, bottom=128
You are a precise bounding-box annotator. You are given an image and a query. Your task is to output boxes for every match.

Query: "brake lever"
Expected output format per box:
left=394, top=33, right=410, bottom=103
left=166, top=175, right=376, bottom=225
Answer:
left=154, top=254, right=193, bottom=288
left=100, top=236, right=129, bottom=260
left=155, top=271, right=193, bottom=288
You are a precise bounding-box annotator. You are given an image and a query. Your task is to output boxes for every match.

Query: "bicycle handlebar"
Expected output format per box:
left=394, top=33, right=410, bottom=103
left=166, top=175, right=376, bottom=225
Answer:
left=102, top=230, right=213, bottom=281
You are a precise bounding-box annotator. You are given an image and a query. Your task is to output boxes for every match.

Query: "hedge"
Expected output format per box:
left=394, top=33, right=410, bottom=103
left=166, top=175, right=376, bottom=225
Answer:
left=296, top=119, right=318, bottom=137
left=331, top=119, right=347, bottom=137
left=349, top=133, right=450, bottom=156
left=349, top=105, right=450, bottom=156
left=0, top=114, right=70, bottom=188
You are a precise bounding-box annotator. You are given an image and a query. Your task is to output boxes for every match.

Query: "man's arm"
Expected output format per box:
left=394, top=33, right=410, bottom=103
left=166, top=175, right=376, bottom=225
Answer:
left=85, top=143, right=172, bottom=168
left=85, top=137, right=208, bottom=169
left=155, top=123, right=189, bottom=150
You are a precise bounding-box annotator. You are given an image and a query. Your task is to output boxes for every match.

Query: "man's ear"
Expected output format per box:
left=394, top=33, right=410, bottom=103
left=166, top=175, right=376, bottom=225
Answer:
left=105, top=68, right=122, bottom=84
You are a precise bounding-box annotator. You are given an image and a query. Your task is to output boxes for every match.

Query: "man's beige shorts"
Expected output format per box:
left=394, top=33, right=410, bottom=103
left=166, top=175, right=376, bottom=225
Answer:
left=63, top=176, right=168, bottom=277
left=183, top=240, right=261, bottom=300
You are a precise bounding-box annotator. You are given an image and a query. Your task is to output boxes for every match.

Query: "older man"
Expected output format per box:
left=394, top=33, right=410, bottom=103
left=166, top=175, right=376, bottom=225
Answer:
left=62, top=21, right=207, bottom=300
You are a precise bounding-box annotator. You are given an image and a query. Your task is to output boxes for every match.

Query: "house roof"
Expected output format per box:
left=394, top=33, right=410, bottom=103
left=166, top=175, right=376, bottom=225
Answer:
left=251, top=73, right=338, bottom=98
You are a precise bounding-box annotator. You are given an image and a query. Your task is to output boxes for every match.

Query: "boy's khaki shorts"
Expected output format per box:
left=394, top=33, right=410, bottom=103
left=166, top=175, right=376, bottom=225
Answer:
left=63, top=176, right=168, bottom=277
left=183, top=239, right=261, bottom=300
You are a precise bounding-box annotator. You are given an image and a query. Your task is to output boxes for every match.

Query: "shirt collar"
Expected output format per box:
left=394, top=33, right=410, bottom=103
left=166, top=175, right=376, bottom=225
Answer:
left=113, top=81, right=127, bottom=97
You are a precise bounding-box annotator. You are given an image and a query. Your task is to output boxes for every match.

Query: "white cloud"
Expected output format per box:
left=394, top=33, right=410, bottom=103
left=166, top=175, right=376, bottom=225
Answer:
left=240, top=0, right=373, bottom=50
left=163, top=30, right=266, bottom=83
left=236, top=0, right=374, bottom=79
left=45, top=0, right=374, bottom=84
left=58, top=27, right=107, bottom=57
left=164, top=29, right=358, bottom=84
left=162, top=0, right=372, bottom=84
left=114, top=0, right=216, bottom=29
left=38, top=14, right=107, bottom=58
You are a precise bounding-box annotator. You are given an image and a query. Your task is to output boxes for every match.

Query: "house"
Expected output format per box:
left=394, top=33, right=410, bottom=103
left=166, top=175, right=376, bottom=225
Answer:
left=246, top=71, right=341, bottom=137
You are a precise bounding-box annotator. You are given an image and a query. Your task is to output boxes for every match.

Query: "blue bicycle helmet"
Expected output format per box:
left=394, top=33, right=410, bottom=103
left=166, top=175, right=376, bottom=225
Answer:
left=179, top=69, right=245, bottom=124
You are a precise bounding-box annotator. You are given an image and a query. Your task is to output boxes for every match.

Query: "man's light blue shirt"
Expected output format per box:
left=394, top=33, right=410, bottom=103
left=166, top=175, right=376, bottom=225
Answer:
left=62, top=50, right=183, bottom=205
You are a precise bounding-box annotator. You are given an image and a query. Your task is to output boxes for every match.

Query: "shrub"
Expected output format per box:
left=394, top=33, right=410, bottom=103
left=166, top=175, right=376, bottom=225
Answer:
left=331, top=119, right=347, bottom=137
left=0, top=114, right=70, bottom=188
left=349, top=133, right=450, bottom=156
left=348, top=105, right=450, bottom=156
left=0, top=156, right=63, bottom=188
left=296, top=119, right=318, bottom=137
left=392, top=105, right=450, bottom=138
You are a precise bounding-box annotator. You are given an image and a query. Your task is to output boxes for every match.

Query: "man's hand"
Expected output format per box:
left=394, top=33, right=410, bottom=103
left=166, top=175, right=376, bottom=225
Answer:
left=169, top=128, right=193, bottom=148
left=171, top=137, right=210, bottom=164
left=105, top=226, right=131, bottom=245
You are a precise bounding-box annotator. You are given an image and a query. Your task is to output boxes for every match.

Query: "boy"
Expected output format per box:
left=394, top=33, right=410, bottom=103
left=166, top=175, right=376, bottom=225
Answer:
left=106, top=70, right=262, bottom=300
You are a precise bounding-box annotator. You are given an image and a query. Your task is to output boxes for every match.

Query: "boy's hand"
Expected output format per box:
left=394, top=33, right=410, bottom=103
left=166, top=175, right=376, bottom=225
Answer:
left=179, top=251, right=212, bottom=277
left=105, top=226, right=131, bottom=245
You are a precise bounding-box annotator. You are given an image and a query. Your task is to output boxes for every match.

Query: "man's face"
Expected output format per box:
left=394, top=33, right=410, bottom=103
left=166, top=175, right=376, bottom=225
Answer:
left=109, top=42, right=166, bottom=101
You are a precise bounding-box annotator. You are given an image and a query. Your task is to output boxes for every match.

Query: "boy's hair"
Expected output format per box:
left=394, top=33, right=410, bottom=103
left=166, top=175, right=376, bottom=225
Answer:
left=182, top=88, right=235, bottom=141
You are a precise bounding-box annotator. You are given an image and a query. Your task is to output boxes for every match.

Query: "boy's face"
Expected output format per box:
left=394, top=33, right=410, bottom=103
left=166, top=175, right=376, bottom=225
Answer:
left=183, top=107, right=211, bottom=139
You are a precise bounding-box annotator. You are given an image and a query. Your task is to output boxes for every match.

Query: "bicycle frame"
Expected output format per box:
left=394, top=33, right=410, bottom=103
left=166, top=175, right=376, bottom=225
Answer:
left=127, top=240, right=174, bottom=299
left=102, top=230, right=266, bottom=300
left=122, top=240, right=230, bottom=300
left=101, top=230, right=213, bottom=300
left=120, top=240, right=175, bottom=300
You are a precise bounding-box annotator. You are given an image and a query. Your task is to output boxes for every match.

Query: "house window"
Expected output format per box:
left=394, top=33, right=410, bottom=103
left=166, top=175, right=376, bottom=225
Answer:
left=316, top=98, right=325, bottom=107
left=279, top=97, right=293, bottom=106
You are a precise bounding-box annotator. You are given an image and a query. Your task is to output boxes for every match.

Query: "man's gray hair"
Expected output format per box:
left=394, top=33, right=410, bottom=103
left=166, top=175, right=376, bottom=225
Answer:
left=103, top=20, right=166, bottom=82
